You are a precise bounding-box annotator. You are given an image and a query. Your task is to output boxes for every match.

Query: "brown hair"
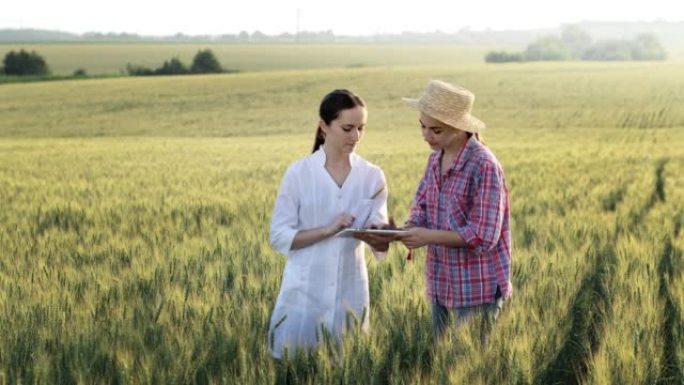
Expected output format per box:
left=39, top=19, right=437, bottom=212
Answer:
left=312, top=89, right=366, bottom=153
left=468, top=132, right=485, bottom=144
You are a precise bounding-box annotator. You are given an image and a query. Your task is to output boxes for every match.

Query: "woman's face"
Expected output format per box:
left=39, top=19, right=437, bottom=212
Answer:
left=419, top=112, right=466, bottom=151
left=321, top=105, right=367, bottom=154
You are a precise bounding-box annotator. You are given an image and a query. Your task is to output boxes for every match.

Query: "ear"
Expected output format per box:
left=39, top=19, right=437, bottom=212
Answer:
left=319, top=120, right=329, bottom=135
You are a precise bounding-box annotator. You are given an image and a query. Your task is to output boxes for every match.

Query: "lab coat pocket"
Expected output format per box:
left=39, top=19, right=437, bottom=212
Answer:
left=350, top=199, right=374, bottom=228
left=279, top=259, right=310, bottom=306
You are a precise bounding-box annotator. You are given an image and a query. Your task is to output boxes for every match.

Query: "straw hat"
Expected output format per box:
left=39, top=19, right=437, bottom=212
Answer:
left=402, top=80, right=485, bottom=133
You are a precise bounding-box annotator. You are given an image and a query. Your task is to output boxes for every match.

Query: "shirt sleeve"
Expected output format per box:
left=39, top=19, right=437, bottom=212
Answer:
left=449, top=161, right=507, bottom=254
left=269, top=165, right=300, bottom=256
left=367, top=169, right=389, bottom=261
left=406, top=163, right=430, bottom=228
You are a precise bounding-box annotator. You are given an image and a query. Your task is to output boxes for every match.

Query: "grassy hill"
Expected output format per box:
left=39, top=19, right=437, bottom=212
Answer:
left=1, top=61, right=683, bottom=137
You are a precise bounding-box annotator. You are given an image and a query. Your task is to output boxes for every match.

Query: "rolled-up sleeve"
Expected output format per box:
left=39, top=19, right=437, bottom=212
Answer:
left=450, top=161, right=506, bottom=254
left=270, top=166, right=300, bottom=256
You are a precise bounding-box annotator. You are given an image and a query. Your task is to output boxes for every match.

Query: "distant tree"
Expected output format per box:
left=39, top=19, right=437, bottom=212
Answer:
left=485, top=50, right=525, bottom=63
left=582, top=40, right=634, bottom=61
left=251, top=30, right=267, bottom=41
left=502, top=28, right=667, bottom=63
left=561, top=25, right=592, bottom=59
left=3, top=49, right=49, bottom=76
left=191, top=49, right=223, bottom=74
left=631, top=33, right=667, bottom=60
left=125, top=63, right=154, bottom=76
left=238, top=31, right=250, bottom=41
left=73, top=68, right=87, bottom=76
left=126, top=52, right=232, bottom=77
left=524, top=36, right=571, bottom=61
left=155, top=57, right=189, bottom=75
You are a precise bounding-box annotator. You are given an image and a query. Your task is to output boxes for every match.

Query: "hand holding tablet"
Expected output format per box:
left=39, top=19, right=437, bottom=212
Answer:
left=335, top=228, right=408, bottom=237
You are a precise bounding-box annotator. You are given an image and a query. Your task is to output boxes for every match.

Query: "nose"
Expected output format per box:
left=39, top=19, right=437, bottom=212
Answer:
left=352, top=128, right=361, bottom=142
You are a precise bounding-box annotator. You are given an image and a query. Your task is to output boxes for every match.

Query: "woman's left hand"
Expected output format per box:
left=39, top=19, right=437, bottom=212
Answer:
left=353, top=219, right=399, bottom=251
left=354, top=232, right=394, bottom=251
left=398, top=227, right=432, bottom=249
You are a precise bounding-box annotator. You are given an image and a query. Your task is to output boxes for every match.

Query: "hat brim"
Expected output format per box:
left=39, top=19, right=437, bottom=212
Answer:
left=402, top=97, right=485, bottom=134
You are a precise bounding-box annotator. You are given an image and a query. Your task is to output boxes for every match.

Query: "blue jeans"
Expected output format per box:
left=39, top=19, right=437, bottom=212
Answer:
left=431, top=288, right=503, bottom=345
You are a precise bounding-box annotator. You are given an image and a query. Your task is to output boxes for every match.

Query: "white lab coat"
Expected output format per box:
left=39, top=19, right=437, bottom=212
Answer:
left=268, top=149, right=388, bottom=358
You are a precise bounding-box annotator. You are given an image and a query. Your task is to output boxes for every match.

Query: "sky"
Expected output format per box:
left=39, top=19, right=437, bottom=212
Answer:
left=2, top=0, right=682, bottom=36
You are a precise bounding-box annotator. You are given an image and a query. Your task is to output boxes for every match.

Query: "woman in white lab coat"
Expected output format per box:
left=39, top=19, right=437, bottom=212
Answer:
left=268, top=89, right=390, bottom=359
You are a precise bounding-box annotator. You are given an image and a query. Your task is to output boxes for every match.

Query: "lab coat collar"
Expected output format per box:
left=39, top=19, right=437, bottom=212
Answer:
left=312, top=147, right=358, bottom=169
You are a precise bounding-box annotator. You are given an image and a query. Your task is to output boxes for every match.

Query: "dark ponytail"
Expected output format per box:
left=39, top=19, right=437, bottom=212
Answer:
left=312, top=127, right=325, bottom=153
left=312, top=89, right=366, bottom=153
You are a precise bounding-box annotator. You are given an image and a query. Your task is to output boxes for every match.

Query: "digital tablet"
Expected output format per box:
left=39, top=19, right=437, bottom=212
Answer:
left=335, top=228, right=408, bottom=237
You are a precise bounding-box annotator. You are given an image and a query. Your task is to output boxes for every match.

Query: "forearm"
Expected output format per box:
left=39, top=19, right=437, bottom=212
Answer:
left=291, top=226, right=335, bottom=250
left=427, top=229, right=468, bottom=248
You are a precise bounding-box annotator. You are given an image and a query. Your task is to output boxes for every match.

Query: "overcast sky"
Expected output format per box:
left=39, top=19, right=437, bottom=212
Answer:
left=2, top=0, right=681, bottom=36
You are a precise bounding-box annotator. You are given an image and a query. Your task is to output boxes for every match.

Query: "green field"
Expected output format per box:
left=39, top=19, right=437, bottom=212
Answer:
left=0, top=43, right=513, bottom=75
left=1, top=47, right=684, bottom=384
left=1, top=43, right=683, bottom=77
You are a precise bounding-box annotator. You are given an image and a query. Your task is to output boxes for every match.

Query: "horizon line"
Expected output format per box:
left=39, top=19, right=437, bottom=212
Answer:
left=2, top=19, right=684, bottom=38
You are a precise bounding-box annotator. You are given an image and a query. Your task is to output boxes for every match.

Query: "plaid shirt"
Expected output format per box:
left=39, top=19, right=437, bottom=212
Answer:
left=408, top=137, right=512, bottom=308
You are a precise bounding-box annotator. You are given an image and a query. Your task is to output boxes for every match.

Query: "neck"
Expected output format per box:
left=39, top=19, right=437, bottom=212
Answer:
left=443, top=135, right=468, bottom=159
left=322, top=144, right=351, bottom=167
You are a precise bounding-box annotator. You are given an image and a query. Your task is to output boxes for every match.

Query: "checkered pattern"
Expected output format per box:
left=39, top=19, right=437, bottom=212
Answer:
left=408, top=137, right=512, bottom=308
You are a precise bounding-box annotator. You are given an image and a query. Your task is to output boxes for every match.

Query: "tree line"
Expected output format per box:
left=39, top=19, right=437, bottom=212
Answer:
left=1, top=49, right=231, bottom=78
left=1, top=49, right=51, bottom=76
left=485, top=26, right=667, bottom=63
left=125, top=49, right=233, bottom=76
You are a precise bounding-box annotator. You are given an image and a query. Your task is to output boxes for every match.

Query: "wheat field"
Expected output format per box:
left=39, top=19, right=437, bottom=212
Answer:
left=1, top=52, right=683, bottom=384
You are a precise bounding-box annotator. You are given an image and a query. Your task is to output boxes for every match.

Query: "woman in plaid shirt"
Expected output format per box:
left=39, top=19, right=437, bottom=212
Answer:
left=399, top=80, right=512, bottom=344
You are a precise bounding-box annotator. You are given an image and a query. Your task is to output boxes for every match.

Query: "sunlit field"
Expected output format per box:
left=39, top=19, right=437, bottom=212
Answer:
left=1, top=54, right=684, bottom=384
